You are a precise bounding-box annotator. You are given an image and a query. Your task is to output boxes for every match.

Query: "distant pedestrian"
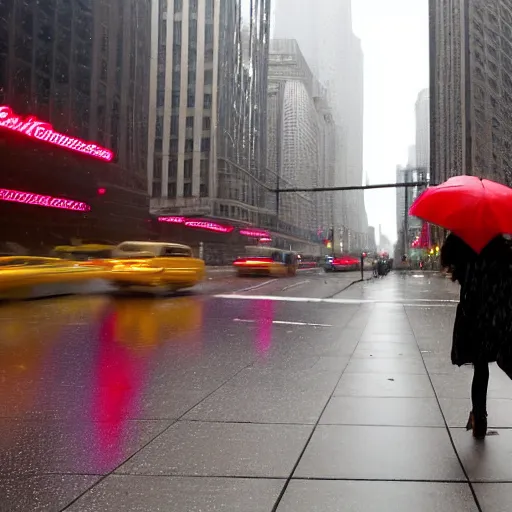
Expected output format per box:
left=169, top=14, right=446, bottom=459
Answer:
left=441, top=233, right=512, bottom=439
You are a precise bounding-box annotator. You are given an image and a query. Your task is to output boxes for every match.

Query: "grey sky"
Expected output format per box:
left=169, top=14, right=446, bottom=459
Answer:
left=352, top=0, right=429, bottom=243
left=264, top=0, right=428, bottom=244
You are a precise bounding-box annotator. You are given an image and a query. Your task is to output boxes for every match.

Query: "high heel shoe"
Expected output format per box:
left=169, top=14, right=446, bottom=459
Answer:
left=466, top=411, right=487, bottom=440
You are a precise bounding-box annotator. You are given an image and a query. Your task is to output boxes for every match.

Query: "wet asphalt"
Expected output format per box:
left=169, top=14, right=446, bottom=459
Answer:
left=1, top=270, right=511, bottom=511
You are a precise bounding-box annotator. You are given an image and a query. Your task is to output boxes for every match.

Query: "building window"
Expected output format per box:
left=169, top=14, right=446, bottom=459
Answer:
left=200, top=183, right=208, bottom=197
left=203, top=94, right=212, bottom=109
left=204, top=69, right=213, bottom=85
left=157, top=89, right=165, bottom=107
left=189, top=20, right=198, bottom=45
left=152, top=181, right=162, bottom=197
left=188, top=69, right=196, bottom=87
left=185, top=139, right=193, bottom=152
left=168, top=159, right=177, bottom=179
left=172, top=70, right=180, bottom=88
left=186, top=116, right=194, bottom=128
left=187, top=92, right=195, bottom=107
left=154, top=138, right=163, bottom=152
left=170, top=139, right=178, bottom=153
left=184, top=160, right=193, bottom=180
left=200, top=159, right=209, bottom=178
left=155, top=116, right=163, bottom=138
left=153, top=158, right=162, bottom=179
left=202, top=117, right=211, bottom=130
left=171, top=115, right=179, bottom=136
left=205, top=0, right=213, bottom=20
left=173, top=22, right=182, bottom=44
left=172, top=91, right=180, bottom=107
left=184, top=182, right=192, bottom=197
left=201, top=138, right=211, bottom=152
left=190, top=0, right=198, bottom=13
left=174, top=0, right=182, bottom=13
left=168, top=182, right=177, bottom=198
left=205, top=24, right=213, bottom=45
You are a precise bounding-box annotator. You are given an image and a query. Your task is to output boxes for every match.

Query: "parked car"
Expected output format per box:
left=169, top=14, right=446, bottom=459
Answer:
left=324, top=255, right=360, bottom=272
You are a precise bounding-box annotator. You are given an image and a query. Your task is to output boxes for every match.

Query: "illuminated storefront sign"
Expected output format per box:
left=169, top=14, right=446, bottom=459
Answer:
left=158, top=216, right=234, bottom=233
left=184, top=219, right=234, bottom=233
left=158, top=216, right=185, bottom=224
left=0, top=187, right=90, bottom=212
left=239, top=228, right=271, bottom=238
left=0, top=105, right=114, bottom=162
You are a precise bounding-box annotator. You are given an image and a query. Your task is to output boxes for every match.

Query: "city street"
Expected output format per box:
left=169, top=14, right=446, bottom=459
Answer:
left=2, top=271, right=511, bottom=511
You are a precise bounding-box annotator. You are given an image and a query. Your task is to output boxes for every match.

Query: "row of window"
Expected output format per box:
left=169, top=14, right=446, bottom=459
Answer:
left=152, top=181, right=208, bottom=199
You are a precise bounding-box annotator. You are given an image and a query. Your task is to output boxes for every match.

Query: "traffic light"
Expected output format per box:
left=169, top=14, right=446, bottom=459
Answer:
left=97, top=187, right=106, bottom=195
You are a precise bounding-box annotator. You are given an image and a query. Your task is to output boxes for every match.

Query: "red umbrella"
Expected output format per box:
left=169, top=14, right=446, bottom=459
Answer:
left=409, top=175, right=512, bottom=253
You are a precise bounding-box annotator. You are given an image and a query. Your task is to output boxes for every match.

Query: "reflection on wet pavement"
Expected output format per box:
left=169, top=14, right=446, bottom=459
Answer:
left=0, top=272, right=509, bottom=510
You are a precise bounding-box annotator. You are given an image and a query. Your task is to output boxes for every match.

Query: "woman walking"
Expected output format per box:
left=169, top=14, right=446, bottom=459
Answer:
left=441, top=233, right=512, bottom=439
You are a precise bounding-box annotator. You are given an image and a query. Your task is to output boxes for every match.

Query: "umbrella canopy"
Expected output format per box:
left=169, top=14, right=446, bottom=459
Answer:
left=409, top=175, right=512, bottom=253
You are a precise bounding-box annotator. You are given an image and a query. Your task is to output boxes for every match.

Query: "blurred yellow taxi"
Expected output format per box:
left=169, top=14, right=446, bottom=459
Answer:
left=103, top=241, right=205, bottom=292
left=233, top=246, right=298, bottom=277
left=0, top=256, right=109, bottom=293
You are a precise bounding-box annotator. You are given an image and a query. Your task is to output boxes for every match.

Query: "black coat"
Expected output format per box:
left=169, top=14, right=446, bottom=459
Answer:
left=451, top=237, right=512, bottom=376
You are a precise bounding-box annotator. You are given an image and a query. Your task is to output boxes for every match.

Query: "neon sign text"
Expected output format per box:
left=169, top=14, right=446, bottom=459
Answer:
left=158, top=216, right=185, bottom=224
left=0, top=188, right=90, bottom=212
left=0, top=105, right=114, bottom=162
left=239, top=228, right=271, bottom=238
left=184, top=220, right=234, bottom=233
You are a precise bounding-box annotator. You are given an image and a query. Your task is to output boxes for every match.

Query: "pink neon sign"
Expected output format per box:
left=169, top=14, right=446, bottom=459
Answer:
left=158, top=216, right=185, bottom=224
left=184, top=219, right=234, bottom=233
left=0, top=187, right=90, bottom=212
left=239, top=228, right=271, bottom=238
left=0, top=105, right=114, bottom=162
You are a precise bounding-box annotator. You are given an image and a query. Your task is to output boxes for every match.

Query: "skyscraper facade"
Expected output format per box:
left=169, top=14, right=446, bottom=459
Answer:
left=148, top=0, right=273, bottom=229
left=0, top=0, right=152, bottom=248
left=415, top=88, right=430, bottom=174
left=274, top=0, right=368, bottom=249
left=430, top=1, right=512, bottom=185
left=267, top=39, right=335, bottom=243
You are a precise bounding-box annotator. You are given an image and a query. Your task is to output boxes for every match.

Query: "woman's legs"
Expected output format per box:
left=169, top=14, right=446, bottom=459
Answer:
left=468, top=362, right=489, bottom=439
left=472, top=362, right=489, bottom=415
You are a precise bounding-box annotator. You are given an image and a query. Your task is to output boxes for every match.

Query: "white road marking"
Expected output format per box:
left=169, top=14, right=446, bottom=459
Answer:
left=281, top=280, right=310, bottom=291
left=232, top=279, right=276, bottom=294
left=233, top=318, right=332, bottom=327
left=215, top=294, right=459, bottom=305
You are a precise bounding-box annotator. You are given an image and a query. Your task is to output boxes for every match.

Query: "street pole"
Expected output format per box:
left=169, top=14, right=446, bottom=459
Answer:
left=403, top=171, right=409, bottom=259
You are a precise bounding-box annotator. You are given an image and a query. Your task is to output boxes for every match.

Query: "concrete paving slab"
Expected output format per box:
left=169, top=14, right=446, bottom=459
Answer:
left=320, top=396, right=444, bottom=427
left=0, top=419, right=171, bottom=475
left=344, top=357, right=427, bottom=375
left=116, top=420, right=312, bottom=478
left=3, top=474, right=100, bottom=512
left=473, top=483, right=512, bottom=511
left=440, top=398, right=512, bottom=428
left=334, top=373, right=435, bottom=398
left=277, top=480, right=478, bottom=512
left=66, top=475, right=284, bottom=512
left=452, top=428, right=512, bottom=482
left=294, top=425, right=466, bottom=481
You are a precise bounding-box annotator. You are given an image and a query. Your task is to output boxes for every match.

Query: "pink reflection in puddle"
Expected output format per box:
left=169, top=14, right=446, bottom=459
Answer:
left=90, top=310, right=151, bottom=472
left=255, top=300, right=274, bottom=357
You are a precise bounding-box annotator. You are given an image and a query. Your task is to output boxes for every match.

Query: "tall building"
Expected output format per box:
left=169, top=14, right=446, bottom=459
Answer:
left=415, top=88, right=430, bottom=174
left=274, top=0, right=368, bottom=247
left=430, top=1, right=512, bottom=185
left=266, top=39, right=335, bottom=243
left=148, top=0, right=272, bottom=229
left=0, top=0, right=152, bottom=249
left=396, top=164, right=426, bottom=252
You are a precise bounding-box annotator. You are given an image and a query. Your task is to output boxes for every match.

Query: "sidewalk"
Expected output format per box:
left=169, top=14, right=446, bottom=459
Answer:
left=4, top=273, right=510, bottom=511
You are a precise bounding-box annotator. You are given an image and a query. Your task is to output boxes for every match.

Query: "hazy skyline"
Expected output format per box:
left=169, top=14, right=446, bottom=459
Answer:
left=352, top=0, right=429, bottom=243
left=268, top=0, right=429, bottom=244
